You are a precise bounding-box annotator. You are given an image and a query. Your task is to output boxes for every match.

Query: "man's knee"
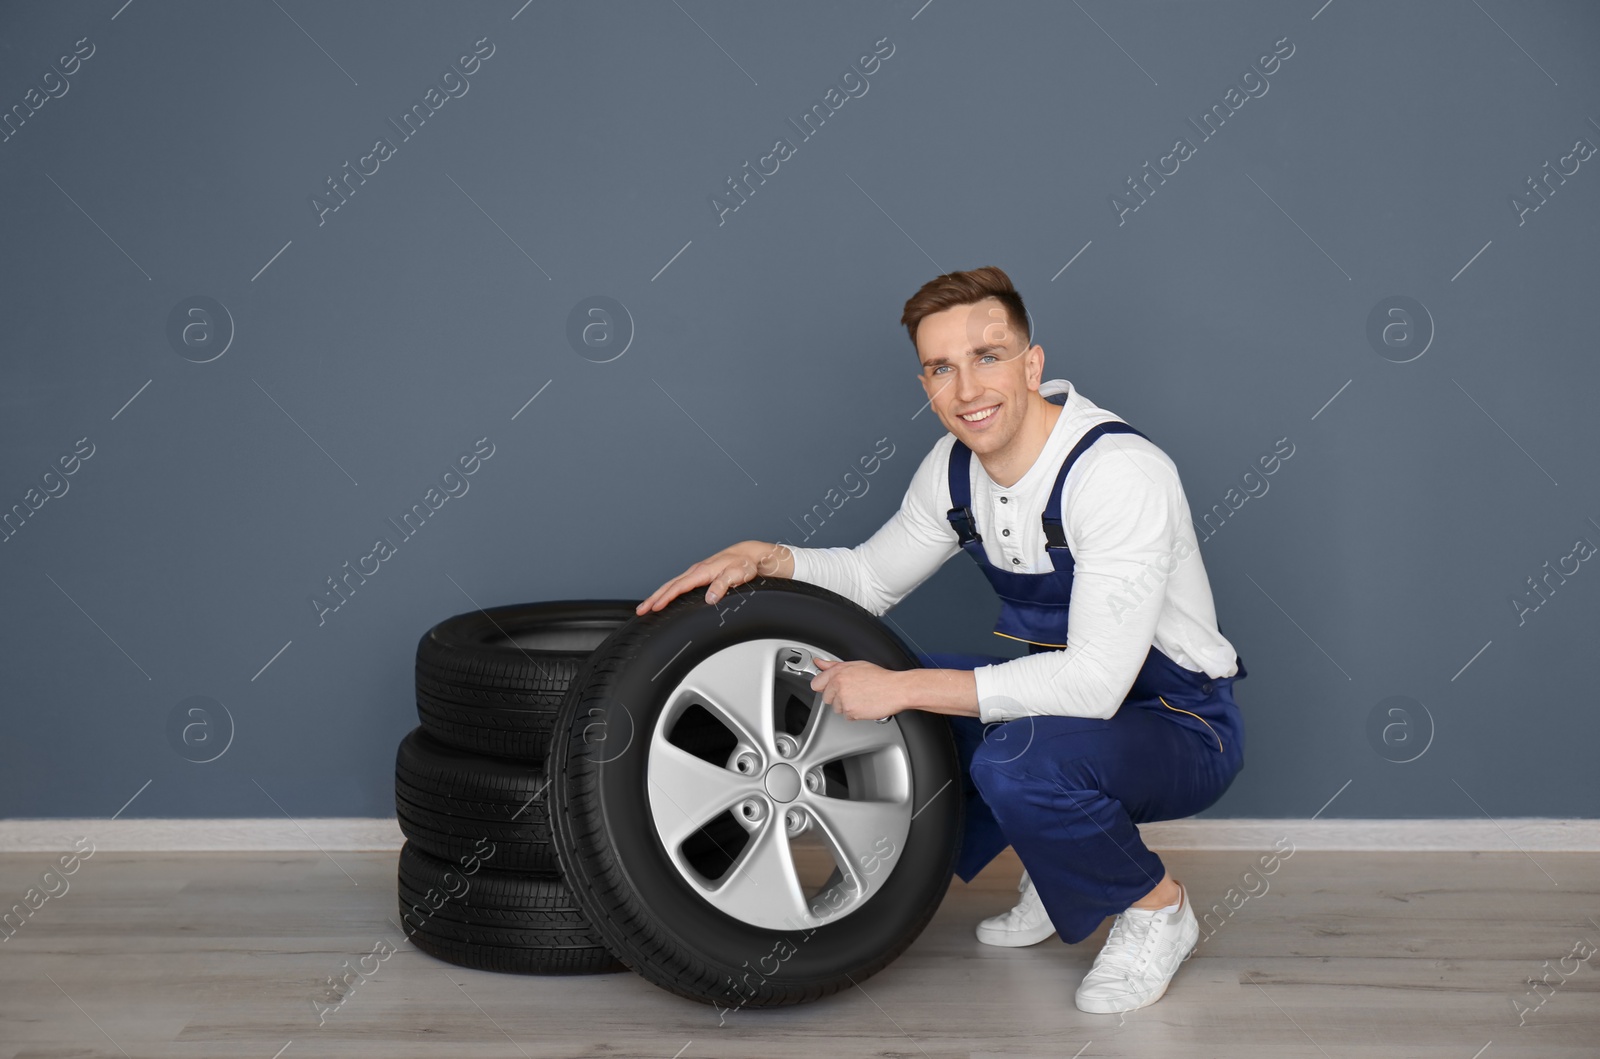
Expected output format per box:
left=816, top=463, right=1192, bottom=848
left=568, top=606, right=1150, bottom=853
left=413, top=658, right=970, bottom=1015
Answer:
left=968, top=726, right=1060, bottom=796
left=970, top=724, right=1100, bottom=805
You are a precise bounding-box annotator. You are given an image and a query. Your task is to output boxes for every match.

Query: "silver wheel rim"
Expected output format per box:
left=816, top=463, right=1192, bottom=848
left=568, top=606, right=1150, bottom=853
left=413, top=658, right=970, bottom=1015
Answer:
left=646, top=638, right=913, bottom=930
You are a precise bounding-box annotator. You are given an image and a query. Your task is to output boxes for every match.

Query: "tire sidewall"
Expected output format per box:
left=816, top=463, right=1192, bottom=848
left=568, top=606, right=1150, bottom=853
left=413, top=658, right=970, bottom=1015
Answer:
left=420, top=600, right=639, bottom=663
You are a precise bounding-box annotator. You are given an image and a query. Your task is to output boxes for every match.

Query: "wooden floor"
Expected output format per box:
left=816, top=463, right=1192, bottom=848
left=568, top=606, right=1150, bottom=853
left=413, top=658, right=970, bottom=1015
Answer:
left=2, top=847, right=1596, bottom=1058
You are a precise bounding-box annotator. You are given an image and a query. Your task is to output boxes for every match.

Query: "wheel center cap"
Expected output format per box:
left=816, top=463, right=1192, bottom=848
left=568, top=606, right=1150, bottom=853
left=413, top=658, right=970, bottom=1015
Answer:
left=763, top=763, right=801, bottom=803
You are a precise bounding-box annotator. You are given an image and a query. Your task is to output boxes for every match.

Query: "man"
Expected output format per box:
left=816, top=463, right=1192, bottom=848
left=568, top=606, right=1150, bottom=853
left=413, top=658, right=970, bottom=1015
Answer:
left=636, top=265, right=1247, bottom=1015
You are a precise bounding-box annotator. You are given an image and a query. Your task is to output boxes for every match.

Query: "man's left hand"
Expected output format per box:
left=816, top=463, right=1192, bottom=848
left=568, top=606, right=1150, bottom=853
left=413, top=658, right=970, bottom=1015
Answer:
left=810, top=657, right=903, bottom=722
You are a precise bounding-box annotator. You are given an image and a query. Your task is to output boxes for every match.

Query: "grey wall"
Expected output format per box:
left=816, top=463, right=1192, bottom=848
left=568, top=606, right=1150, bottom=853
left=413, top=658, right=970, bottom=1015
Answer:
left=3, top=1, right=1597, bottom=822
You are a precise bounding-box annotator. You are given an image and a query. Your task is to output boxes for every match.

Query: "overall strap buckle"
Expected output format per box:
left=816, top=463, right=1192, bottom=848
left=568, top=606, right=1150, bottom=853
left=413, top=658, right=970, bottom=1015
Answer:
left=945, top=441, right=982, bottom=545
left=947, top=505, right=982, bottom=545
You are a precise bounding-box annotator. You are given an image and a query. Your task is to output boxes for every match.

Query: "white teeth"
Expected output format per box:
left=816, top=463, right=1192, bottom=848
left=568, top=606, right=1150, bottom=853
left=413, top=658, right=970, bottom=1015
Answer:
left=960, top=406, right=996, bottom=422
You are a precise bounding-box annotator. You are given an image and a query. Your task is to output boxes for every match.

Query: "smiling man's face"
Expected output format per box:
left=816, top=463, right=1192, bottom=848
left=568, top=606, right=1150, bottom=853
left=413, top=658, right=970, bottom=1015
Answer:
left=914, top=297, right=1044, bottom=458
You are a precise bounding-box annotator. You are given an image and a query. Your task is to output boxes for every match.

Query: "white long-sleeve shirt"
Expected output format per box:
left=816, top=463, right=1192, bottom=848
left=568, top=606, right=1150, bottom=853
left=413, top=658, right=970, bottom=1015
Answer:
left=788, top=378, right=1240, bottom=723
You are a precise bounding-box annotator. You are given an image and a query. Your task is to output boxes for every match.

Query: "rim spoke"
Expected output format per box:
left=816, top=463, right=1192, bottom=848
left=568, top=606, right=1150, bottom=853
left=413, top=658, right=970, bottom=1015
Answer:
left=647, top=737, right=752, bottom=849
left=714, top=819, right=810, bottom=926
left=796, top=700, right=898, bottom=769
left=677, top=639, right=780, bottom=752
left=807, top=794, right=910, bottom=890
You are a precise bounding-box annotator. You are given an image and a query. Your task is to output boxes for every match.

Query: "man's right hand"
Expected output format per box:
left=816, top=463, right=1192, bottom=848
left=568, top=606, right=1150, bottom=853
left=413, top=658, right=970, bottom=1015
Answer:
left=635, top=540, right=795, bottom=615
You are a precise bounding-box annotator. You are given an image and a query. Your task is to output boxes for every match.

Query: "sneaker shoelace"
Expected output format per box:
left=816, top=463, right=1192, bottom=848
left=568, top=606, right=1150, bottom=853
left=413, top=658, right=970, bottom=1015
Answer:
left=1003, top=880, right=1045, bottom=925
left=1094, top=908, right=1165, bottom=976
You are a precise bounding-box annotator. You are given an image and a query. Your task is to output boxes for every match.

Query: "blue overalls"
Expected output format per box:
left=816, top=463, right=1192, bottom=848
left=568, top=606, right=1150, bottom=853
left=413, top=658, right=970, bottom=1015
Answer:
left=919, top=409, right=1248, bottom=945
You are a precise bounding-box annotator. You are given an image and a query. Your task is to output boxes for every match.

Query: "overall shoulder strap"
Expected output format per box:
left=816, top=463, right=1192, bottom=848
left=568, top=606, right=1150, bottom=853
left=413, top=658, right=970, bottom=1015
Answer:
left=1041, top=421, right=1149, bottom=550
left=944, top=441, right=981, bottom=545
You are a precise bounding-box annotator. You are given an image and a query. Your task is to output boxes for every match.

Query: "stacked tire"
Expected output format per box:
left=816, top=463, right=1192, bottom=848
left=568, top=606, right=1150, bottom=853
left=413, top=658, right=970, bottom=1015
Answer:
left=396, top=601, right=638, bottom=975
left=398, top=579, right=965, bottom=1006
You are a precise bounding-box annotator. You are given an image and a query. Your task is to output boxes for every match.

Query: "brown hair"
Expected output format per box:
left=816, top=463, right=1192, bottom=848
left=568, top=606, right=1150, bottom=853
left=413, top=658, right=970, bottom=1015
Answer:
left=899, top=265, right=1030, bottom=352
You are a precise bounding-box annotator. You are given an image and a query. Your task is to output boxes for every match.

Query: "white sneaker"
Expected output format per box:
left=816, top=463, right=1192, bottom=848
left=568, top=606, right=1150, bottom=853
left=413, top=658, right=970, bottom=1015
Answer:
left=975, top=869, right=1058, bottom=947
left=1074, top=882, right=1199, bottom=1014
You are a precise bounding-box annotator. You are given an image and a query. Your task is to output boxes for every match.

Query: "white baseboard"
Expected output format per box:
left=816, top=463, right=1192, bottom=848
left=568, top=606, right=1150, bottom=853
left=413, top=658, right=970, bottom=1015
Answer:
left=1136, top=818, right=1600, bottom=851
left=0, top=818, right=405, bottom=853
left=1, top=817, right=1596, bottom=853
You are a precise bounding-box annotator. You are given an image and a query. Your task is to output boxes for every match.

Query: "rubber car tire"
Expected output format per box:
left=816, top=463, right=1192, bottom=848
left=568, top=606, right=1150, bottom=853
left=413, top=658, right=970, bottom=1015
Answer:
left=395, top=727, right=555, bottom=872
left=550, top=576, right=963, bottom=1008
left=397, top=842, right=624, bottom=975
left=416, top=600, right=639, bottom=761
